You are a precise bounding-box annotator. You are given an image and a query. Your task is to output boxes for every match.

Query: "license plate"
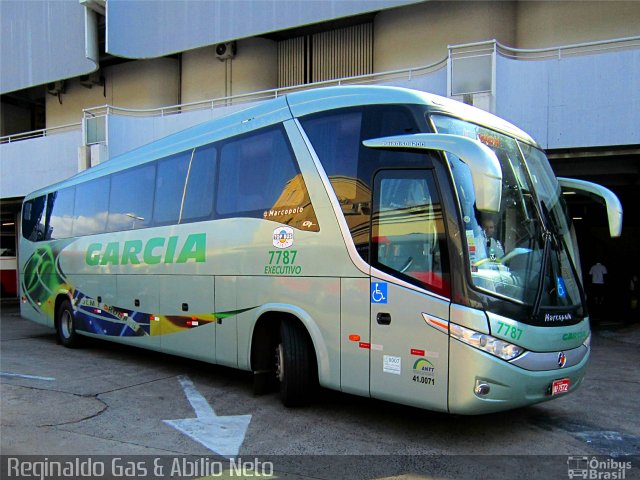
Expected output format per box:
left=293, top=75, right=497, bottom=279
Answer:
left=551, top=378, right=570, bottom=395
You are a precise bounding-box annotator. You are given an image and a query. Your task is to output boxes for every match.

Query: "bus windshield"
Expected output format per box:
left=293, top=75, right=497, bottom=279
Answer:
left=431, top=115, right=582, bottom=312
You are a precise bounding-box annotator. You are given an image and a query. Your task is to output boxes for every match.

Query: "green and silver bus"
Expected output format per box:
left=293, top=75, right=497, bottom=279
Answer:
left=19, top=86, right=622, bottom=414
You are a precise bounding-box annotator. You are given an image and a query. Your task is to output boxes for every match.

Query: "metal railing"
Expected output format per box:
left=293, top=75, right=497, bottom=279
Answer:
left=3, top=35, right=639, bottom=143
left=0, top=122, right=81, bottom=144
left=82, top=58, right=449, bottom=119
left=85, top=35, right=639, bottom=120
left=496, top=35, right=640, bottom=60
left=448, top=36, right=640, bottom=61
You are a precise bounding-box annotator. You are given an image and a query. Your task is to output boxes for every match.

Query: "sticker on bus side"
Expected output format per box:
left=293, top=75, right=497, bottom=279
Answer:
left=272, top=227, right=294, bottom=249
left=371, top=282, right=388, bottom=304
left=466, top=230, right=477, bottom=272
left=383, top=355, right=401, bottom=375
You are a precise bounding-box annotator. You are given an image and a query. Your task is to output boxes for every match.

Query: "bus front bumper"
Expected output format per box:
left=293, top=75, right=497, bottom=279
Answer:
left=447, top=338, right=590, bottom=415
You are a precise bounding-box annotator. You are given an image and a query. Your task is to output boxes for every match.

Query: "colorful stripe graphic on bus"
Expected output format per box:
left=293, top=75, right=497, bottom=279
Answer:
left=73, top=292, right=154, bottom=337
left=72, top=294, right=255, bottom=338
left=22, top=243, right=255, bottom=338
left=74, top=291, right=255, bottom=337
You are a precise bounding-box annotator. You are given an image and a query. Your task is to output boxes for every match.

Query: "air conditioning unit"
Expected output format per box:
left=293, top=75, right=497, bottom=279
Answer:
left=215, top=42, right=236, bottom=61
left=47, top=81, right=65, bottom=96
left=80, top=71, right=104, bottom=88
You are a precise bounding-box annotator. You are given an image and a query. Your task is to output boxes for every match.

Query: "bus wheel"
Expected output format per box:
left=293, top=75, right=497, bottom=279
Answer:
left=56, top=299, right=80, bottom=348
left=276, top=319, right=314, bottom=407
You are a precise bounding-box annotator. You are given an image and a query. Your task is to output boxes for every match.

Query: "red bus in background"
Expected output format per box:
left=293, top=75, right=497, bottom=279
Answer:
left=0, top=256, right=18, bottom=297
left=1, top=223, right=18, bottom=297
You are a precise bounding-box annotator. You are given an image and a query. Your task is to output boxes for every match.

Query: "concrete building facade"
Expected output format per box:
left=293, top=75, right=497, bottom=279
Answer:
left=1, top=0, right=639, bottom=305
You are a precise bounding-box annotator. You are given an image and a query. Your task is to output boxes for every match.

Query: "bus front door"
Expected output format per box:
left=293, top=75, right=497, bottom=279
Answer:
left=368, top=169, right=451, bottom=412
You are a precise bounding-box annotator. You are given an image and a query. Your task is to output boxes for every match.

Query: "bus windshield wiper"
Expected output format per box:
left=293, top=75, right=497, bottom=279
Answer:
left=531, top=202, right=556, bottom=320
left=531, top=231, right=551, bottom=320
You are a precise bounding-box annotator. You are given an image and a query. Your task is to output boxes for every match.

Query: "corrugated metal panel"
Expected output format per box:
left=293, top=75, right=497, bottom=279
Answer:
left=278, top=36, right=306, bottom=88
left=278, top=23, right=373, bottom=87
left=312, top=23, right=373, bottom=83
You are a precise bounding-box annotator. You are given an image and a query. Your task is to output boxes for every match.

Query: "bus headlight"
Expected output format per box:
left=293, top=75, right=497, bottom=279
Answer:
left=583, top=333, right=591, bottom=348
left=450, top=323, right=525, bottom=361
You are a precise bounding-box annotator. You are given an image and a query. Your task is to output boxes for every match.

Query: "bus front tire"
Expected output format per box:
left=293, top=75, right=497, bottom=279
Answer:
left=276, top=319, right=315, bottom=407
left=56, top=299, right=81, bottom=348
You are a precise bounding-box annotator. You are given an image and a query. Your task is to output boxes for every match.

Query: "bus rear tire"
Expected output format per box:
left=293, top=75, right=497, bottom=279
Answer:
left=276, top=319, right=315, bottom=407
left=56, top=299, right=81, bottom=348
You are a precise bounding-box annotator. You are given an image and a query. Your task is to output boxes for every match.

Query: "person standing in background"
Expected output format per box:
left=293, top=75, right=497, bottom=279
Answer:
left=589, top=261, right=608, bottom=307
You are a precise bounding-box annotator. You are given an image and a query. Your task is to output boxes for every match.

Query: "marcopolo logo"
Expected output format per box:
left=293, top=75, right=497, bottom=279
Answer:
left=85, top=233, right=206, bottom=266
left=272, top=226, right=294, bottom=249
left=545, top=313, right=573, bottom=323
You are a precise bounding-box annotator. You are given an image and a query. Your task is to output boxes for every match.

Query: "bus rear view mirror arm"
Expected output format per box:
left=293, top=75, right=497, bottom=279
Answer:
left=363, top=133, right=502, bottom=213
left=557, top=177, right=623, bottom=237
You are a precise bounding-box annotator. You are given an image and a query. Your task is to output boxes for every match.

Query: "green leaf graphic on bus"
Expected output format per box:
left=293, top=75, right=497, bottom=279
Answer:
left=22, top=241, right=74, bottom=318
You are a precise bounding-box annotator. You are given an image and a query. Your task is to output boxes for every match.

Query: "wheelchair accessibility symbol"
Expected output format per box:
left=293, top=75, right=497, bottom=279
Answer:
left=371, top=282, right=388, bottom=304
left=557, top=276, right=567, bottom=299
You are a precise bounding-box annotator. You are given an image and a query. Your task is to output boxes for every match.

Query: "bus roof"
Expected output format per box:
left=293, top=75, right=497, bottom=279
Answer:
left=26, top=85, right=538, bottom=199
left=286, top=85, right=536, bottom=146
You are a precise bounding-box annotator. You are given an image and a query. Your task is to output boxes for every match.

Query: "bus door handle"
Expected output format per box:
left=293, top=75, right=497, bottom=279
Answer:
left=376, top=313, right=391, bottom=325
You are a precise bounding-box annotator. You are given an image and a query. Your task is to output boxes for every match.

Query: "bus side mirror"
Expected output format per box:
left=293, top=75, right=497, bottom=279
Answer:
left=363, top=133, right=502, bottom=213
left=557, top=177, right=623, bottom=238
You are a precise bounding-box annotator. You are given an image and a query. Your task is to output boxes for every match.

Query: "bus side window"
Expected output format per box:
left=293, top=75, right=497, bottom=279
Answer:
left=106, top=164, right=155, bottom=232
left=153, top=150, right=193, bottom=225
left=22, top=195, right=46, bottom=241
left=217, top=127, right=295, bottom=215
left=300, top=111, right=366, bottom=250
left=301, top=106, right=427, bottom=261
left=73, top=177, right=110, bottom=236
left=215, top=126, right=318, bottom=230
left=47, top=188, right=76, bottom=240
left=153, top=145, right=216, bottom=226
left=372, top=169, right=450, bottom=297
left=181, top=144, right=217, bottom=223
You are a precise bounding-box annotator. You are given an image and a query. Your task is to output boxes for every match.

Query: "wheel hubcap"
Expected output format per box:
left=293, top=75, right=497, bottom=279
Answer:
left=61, top=310, right=73, bottom=339
left=275, top=343, right=284, bottom=382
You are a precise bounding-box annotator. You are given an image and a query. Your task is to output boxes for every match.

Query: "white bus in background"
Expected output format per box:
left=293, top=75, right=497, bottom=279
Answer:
left=19, top=86, right=622, bottom=414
